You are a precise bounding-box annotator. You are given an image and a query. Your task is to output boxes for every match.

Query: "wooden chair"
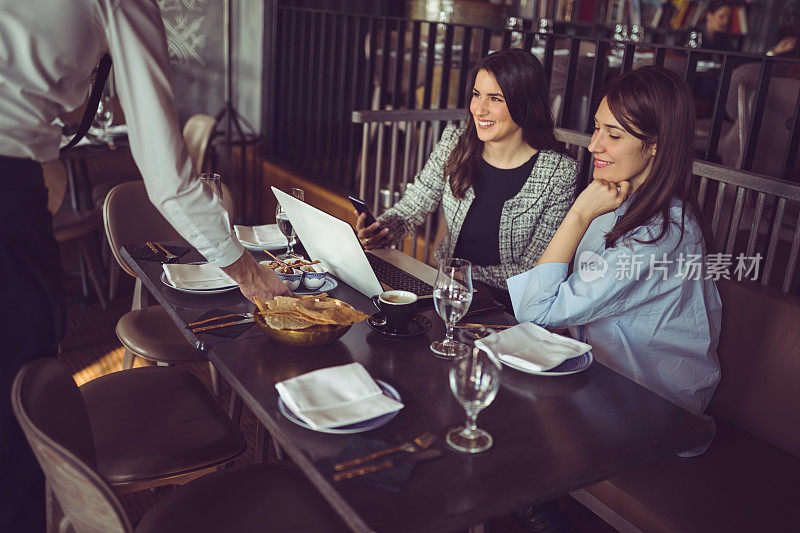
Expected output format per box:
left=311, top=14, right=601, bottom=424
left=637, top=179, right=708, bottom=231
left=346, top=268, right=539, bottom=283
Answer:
left=182, top=113, right=218, bottom=174
left=12, top=358, right=346, bottom=533
left=43, top=160, right=108, bottom=308
left=103, top=180, right=232, bottom=394
left=104, top=113, right=219, bottom=299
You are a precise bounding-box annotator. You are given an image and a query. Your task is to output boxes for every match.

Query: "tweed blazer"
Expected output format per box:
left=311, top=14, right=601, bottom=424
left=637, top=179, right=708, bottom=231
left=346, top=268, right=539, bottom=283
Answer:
left=378, top=125, right=579, bottom=289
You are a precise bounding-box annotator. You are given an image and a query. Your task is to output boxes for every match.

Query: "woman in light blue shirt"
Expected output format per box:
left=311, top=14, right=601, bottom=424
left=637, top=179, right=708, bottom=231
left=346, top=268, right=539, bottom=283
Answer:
left=507, top=67, right=722, bottom=430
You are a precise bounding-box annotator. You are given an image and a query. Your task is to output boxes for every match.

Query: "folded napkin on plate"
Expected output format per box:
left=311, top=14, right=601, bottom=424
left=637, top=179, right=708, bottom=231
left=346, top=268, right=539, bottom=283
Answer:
left=276, top=362, right=404, bottom=429
left=162, top=263, right=235, bottom=290
left=475, top=322, right=591, bottom=372
left=234, top=224, right=285, bottom=246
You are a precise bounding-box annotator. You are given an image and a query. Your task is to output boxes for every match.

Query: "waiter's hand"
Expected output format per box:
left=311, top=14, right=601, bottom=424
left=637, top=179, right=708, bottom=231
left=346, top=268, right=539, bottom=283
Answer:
left=221, top=252, right=292, bottom=303
left=355, top=212, right=393, bottom=249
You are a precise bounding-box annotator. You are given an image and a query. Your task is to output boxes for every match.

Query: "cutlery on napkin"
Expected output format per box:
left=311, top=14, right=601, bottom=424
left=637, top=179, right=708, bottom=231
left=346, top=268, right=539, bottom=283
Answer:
left=234, top=224, right=285, bottom=246
left=162, top=263, right=236, bottom=290
left=275, top=363, right=403, bottom=430
left=333, top=449, right=442, bottom=481
left=475, top=322, right=592, bottom=372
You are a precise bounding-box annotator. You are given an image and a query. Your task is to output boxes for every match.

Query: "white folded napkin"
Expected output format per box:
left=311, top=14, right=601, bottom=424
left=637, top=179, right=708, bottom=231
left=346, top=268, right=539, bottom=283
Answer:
left=234, top=224, right=285, bottom=246
left=275, top=362, right=404, bottom=429
left=162, top=263, right=235, bottom=290
left=475, top=322, right=592, bottom=373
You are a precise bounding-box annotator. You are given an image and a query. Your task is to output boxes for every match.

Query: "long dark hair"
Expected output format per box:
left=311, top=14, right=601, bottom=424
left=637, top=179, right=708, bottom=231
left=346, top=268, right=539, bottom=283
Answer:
left=444, top=48, right=564, bottom=198
left=602, top=66, right=706, bottom=249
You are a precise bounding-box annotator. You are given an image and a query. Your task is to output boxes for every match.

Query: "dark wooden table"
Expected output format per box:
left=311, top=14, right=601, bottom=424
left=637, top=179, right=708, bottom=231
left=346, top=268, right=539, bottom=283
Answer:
left=122, top=244, right=714, bottom=532
left=207, top=283, right=715, bottom=533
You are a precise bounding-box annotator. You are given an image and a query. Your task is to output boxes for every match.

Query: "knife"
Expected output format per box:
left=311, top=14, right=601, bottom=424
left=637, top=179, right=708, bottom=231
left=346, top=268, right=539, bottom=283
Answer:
left=333, top=448, right=442, bottom=482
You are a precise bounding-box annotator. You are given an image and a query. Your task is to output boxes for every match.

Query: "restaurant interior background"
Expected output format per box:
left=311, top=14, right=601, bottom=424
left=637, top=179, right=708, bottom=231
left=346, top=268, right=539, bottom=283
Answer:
left=42, top=0, right=800, bottom=530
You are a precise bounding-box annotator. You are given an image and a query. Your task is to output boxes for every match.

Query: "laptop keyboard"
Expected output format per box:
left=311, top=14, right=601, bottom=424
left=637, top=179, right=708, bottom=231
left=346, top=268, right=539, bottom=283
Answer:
left=366, top=253, right=434, bottom=296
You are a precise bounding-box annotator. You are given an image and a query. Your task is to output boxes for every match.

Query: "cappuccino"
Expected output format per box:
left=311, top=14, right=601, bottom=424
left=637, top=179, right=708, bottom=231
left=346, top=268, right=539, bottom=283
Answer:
left=380, top=291, right=417, bottom=305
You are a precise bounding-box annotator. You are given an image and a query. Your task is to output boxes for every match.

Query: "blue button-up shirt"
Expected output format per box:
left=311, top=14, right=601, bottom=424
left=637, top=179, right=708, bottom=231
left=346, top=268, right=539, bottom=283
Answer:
left=507, top=198, right=722, bottom=419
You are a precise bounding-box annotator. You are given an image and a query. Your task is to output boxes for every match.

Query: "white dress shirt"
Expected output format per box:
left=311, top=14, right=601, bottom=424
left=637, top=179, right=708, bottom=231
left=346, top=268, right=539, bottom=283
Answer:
left=0, top=0, right=244, bottom=267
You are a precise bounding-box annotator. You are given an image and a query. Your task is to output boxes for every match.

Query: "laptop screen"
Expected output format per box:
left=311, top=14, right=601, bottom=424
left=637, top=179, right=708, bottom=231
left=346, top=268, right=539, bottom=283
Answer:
left=272, top=187, right=384, bottom=297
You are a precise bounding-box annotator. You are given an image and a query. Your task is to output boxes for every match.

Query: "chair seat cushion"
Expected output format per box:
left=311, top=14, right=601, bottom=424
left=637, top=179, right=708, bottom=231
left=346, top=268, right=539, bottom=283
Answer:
left=80, top=366, right=245, bottom=485
left=584, top=420, right=800, bottom=533
left=136, top=463, right=349, bottom=533
left=116, top=306, right=204, bottom=363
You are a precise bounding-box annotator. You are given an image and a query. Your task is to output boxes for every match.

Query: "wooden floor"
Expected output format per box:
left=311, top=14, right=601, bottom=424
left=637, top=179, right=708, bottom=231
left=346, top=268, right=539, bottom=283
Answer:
left=56, top=264, right=614, bottom=532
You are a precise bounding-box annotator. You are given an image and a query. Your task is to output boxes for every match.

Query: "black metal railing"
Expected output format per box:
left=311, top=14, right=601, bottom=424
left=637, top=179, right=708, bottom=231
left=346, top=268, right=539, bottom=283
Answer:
left=262, top=6, right=800, bottom=191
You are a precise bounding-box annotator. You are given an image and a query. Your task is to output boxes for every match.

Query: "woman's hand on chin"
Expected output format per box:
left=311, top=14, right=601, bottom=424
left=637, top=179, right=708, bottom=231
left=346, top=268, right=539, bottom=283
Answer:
left=571, top=179, right=630, bottom=224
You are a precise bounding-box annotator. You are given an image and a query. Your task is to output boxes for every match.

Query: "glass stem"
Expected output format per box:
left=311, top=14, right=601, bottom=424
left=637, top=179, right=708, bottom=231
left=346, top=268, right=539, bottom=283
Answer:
left=286, top=238, right=293, bottom=255
left=445, top=321, right=455, bottom=343
left=465, top=409, right=478, bottom=434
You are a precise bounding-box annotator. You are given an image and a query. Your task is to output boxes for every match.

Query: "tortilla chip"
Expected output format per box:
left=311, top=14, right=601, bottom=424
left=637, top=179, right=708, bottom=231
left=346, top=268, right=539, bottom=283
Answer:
left=262, top=313, right=316, bottom=330
left=253, top=296, right=269, bottom=314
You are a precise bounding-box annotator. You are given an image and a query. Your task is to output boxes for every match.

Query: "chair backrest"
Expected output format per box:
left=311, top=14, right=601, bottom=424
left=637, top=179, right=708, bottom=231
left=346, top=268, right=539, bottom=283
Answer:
left=41, top=160, right=69, bottom=215
left=353, top=108, right=468, bottom=265
left=183, top=114, right=217, bottom=174
left=103, top=180, right=234, bottom=278
left=710, top=279, right=800, bottom=458
left=11, top=359, right=132, bottom=533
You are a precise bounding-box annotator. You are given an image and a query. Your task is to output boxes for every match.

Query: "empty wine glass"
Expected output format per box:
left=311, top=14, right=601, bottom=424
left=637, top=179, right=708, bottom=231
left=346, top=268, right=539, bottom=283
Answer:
left=505, top=16, right=523, bottom=48
left=446, top=343, right=502, bottom=453
left=275, top=188, right=304, bottom=259
left=200, top=172, right=223, bottom=202
left=430, top=258, right=473, bottom=359
left=93, top=95, right=113, bottom=141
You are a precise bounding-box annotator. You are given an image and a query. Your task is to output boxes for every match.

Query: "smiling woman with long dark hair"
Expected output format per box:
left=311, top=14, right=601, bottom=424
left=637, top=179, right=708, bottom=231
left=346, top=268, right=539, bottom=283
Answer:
left=355, top=48, right=578, bottom=303
left=508, top=67, right=722, bottom=453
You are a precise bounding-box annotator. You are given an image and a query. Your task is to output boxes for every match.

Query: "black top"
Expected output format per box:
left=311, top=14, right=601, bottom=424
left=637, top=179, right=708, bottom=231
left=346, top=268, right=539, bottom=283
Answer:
left=453, top=153, right=538, bottom=266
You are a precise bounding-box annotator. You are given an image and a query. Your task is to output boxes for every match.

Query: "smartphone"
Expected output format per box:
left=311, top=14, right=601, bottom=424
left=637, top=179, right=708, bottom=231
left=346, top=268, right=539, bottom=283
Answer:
left=348, top=195, right=377, bottom=226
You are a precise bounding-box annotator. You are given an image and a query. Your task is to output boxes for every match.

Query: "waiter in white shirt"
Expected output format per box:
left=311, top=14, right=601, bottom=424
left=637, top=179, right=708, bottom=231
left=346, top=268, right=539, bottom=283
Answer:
left=0, top=1, right=288, bottom=529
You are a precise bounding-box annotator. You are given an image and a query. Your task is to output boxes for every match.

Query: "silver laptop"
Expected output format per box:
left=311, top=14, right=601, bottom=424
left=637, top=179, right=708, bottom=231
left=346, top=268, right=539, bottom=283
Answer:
left=272, top=187, right=438, bottom=298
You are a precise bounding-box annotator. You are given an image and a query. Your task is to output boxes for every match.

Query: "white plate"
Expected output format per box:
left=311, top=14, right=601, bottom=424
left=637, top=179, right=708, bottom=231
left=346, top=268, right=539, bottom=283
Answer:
left=277, top=380, right=402, bottom=434
left=497, top=351, right=593, bottom=376
left=160, top=271, right=238, bottom=295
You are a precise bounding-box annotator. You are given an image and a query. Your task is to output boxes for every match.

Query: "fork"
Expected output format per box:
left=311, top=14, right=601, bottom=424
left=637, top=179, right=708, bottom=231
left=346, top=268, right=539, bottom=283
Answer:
left=188, top=312, right=254, bottom=328
left=150, top=241, right=178, bottom=261
left=333, top=431, right=437, bottom=471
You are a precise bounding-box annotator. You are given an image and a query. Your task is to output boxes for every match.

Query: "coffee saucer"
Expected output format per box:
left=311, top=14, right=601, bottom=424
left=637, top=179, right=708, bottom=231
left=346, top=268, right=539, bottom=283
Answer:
left=367, top=312, right=432, bottom=338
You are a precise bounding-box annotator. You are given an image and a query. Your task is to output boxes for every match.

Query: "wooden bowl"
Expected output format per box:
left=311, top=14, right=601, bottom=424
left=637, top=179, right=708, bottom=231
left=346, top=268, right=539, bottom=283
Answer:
left=253, top=306, right=352, bottom=347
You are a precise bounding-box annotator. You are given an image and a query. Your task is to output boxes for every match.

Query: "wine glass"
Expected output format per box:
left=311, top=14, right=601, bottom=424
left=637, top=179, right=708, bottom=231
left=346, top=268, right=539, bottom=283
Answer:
left=93, top=95, right=113, bottom=141
left=686, top=30, right=703, bottom=49
left=446, top=343, right=502, bottom=453
left=200, top=172, right=223, bottom=203
left=275, top=188, right=304, bottom=259
left=430, top=258, right=473, bottom=359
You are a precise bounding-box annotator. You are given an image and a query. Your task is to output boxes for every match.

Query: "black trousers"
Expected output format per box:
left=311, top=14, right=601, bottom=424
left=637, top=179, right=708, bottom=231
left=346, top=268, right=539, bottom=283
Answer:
left=0, top=156, right=64, bottom=532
